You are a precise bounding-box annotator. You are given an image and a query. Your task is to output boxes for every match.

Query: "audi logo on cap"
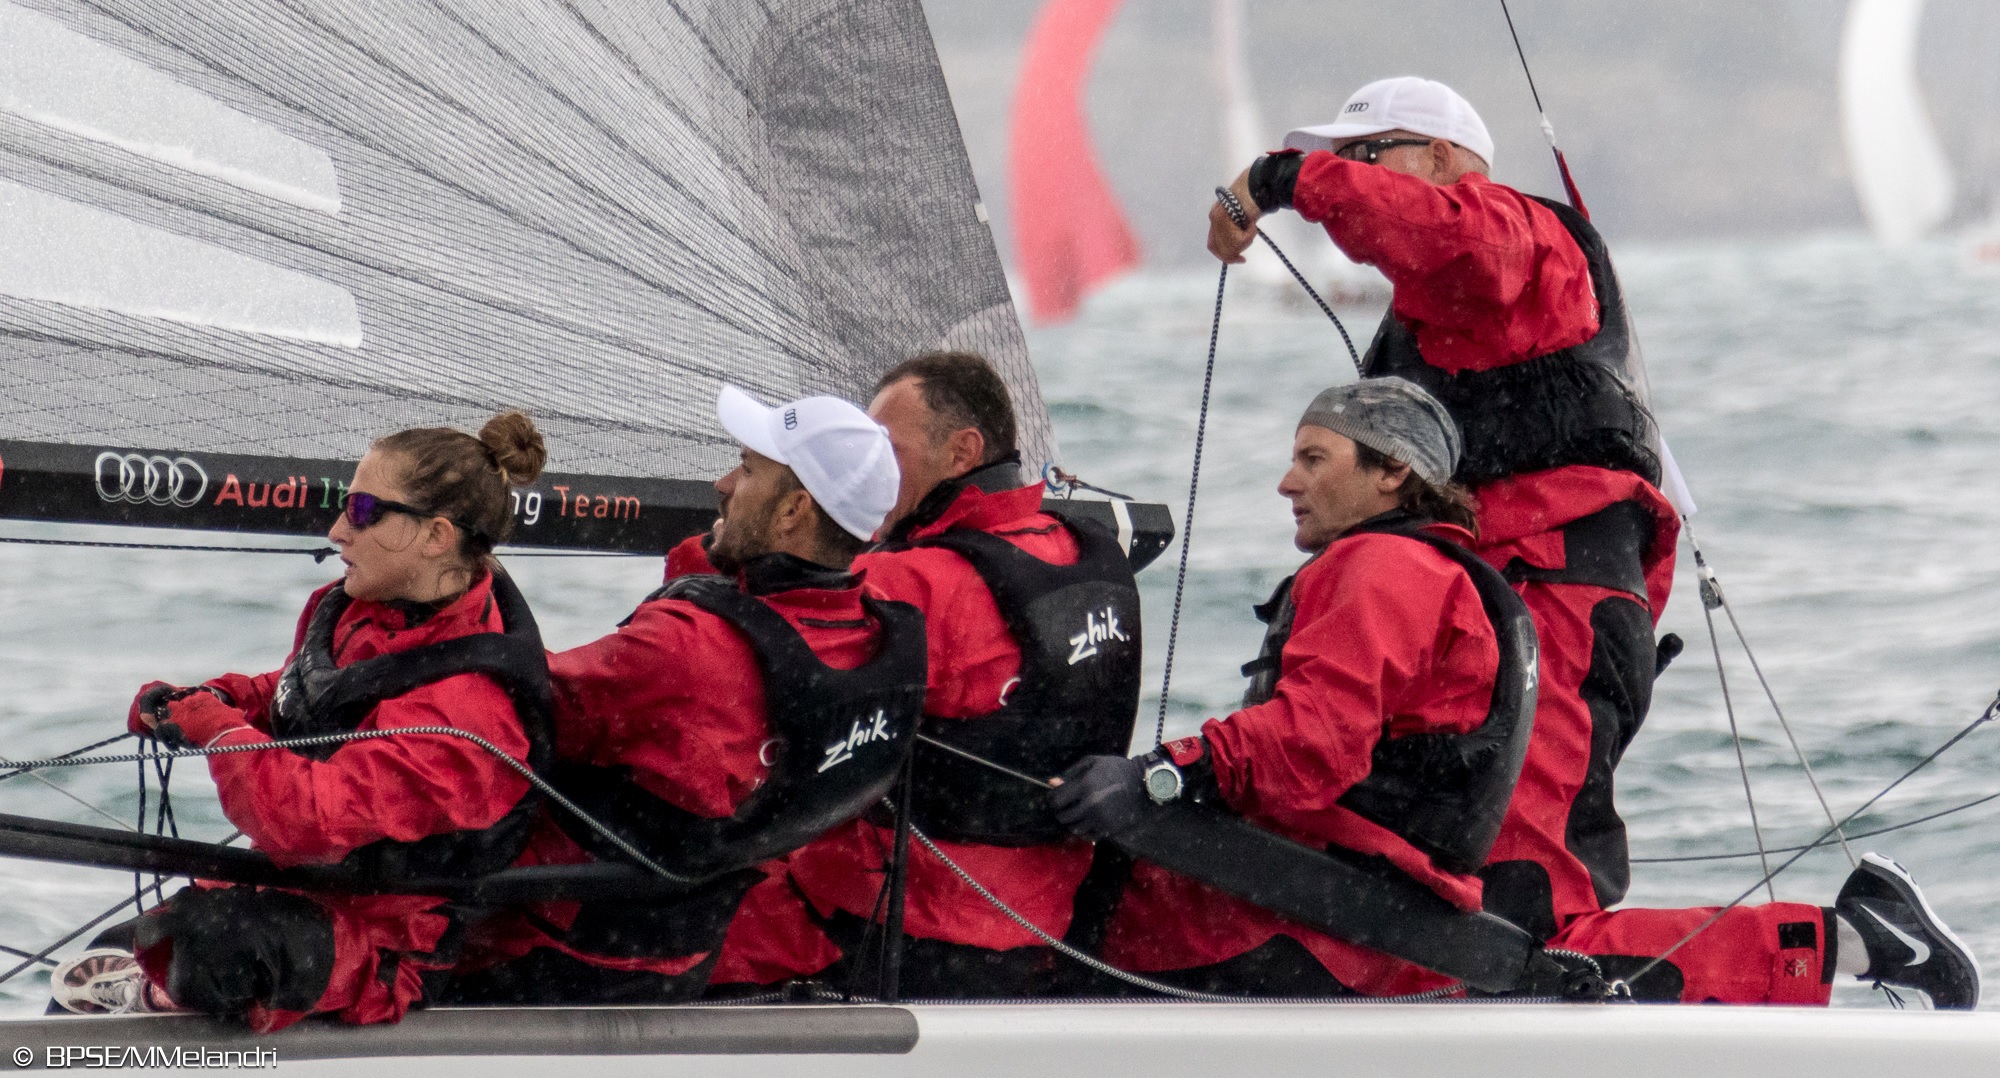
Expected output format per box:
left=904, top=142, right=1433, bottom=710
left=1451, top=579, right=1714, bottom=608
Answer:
left=1345, top=101, right=1369, bottom=113
left=94, top=452, right=209, bottom=508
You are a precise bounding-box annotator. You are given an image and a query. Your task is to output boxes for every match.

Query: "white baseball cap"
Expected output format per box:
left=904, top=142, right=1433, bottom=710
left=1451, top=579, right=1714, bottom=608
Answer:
left=716, top=385, right=901, bottom=541
left=1283, top=76, right=1493, bottom=168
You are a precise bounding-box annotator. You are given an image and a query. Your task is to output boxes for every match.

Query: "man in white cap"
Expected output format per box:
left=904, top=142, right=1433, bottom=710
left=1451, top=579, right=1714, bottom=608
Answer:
left=443, top=385, right=929, bottom=1005
left=1204, top=79, right=1980, bottom=1011
left=714, top=350, right=1144, bottom=999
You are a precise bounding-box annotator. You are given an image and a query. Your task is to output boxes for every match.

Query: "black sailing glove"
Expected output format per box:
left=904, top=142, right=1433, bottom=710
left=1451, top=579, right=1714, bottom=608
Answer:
left=1247, top=149, right=1305, bottom=212
left=1051, top=754, right=1149, bottom=841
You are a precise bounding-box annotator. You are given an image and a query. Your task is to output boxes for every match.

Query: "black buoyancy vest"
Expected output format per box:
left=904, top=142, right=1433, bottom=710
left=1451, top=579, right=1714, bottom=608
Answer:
left=1240, top=521, right=1539, bottom=875
left=268, top=571, right=555, bottom=882
left=900, top=512, right=1142, bottom=846
left=543, top=575, right=926, bottom=960
left=551, top=575, right=928, bottom=881
left=1360, top=195, right=1661, bottom=489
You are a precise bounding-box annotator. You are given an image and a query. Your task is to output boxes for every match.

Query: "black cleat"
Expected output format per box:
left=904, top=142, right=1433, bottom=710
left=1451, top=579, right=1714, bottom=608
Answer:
left=1836, top=852, right=1980, bottom=1010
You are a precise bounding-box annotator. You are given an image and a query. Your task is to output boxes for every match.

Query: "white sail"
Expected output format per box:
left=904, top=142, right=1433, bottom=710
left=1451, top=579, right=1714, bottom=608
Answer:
left=1211, top=0, right=1383, bottom=305
left=1840, top=0, right=1954, bottom=245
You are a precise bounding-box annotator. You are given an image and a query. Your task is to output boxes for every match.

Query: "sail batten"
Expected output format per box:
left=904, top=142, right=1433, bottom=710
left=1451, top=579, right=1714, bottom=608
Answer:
left=0, top=0, right=1056, bottom=485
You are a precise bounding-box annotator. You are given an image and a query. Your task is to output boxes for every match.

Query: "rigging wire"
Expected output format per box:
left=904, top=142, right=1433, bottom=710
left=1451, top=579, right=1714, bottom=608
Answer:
left=1697, top=550, right=1776, bottom=901
left=19, top=771, right=134, bottom=833
left=1498, top=0, right=1589, bottom=216
left=1633, top=790, right=2000, bottom=864
left=0, top=878, right=173, bottom=988
left=1686, top=523, right=1854, bottom=865
left=1617, top=690, right=2000, bottom=989
left=0, top=733, right=133, bottom=784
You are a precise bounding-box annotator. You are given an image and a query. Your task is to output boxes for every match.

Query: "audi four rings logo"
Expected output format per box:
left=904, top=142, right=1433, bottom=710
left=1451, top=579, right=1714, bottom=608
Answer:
left=94, top=451, right=209, bottom=508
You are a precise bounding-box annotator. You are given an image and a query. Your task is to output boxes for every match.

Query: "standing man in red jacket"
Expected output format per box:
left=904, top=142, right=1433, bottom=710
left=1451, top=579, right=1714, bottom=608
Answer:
left=1205, top=76, right=1977, bottom=1009
left=443, top=386, right=928, bottom=1004
left=759, top=351, right=1142, bottom=998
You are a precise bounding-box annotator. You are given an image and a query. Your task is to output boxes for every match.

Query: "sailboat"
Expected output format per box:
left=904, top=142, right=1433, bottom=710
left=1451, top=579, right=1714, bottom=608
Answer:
left=1835, top=0, right=2000, bottom=268
left=0, top=1, right=1999, bottom=1072
left=1839, top=0, right=1953, bottom=247
left=1210, top=0, right=1385, bottom=307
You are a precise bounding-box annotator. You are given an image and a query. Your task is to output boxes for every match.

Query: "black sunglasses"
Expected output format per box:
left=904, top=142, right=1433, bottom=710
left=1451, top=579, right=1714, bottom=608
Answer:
left=342, top=491, right=437, bottom=530
left=1333, top=137, right=1436, bottom=163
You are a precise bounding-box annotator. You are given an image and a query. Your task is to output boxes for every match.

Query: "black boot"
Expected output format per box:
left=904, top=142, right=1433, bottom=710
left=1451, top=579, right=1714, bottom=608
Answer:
left=1836, top=853, right=1980, bottom=1010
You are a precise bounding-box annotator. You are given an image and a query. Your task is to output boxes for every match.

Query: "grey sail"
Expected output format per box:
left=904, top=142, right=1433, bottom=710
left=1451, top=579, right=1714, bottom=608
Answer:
left=0, top=0, right=1055, bottom=483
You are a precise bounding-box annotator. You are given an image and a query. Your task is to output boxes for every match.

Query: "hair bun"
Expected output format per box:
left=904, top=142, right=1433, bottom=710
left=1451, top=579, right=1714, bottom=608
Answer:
left=478, top=411, right=547, bottom=486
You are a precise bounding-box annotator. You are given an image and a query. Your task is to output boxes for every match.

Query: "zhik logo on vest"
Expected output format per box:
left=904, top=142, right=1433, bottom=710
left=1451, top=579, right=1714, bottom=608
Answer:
left=819, top=709, right=894, bottom=773
left=1067, top=605, right=1129, bottom=666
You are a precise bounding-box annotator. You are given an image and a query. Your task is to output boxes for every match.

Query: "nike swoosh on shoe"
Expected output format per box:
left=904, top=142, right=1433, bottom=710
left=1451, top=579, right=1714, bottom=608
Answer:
left=1862, top=905, right=1931, bottom=967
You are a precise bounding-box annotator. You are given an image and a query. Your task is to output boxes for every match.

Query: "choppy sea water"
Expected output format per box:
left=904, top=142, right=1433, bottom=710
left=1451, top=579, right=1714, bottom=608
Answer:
left=3, top=233, right=1998, bottom=1012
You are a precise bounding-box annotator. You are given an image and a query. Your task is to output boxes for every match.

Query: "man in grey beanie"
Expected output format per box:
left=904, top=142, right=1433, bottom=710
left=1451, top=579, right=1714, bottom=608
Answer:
left=1047, top=377, right=1534, bottom=997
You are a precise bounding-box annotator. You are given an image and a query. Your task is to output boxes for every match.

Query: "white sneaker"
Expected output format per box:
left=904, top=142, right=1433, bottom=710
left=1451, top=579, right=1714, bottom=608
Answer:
left=50, top=949, right=167, bottom=1015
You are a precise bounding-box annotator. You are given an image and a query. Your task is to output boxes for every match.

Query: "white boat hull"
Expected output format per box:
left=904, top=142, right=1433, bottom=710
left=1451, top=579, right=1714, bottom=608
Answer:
left=7, top=1002, right=1999, bottom=1077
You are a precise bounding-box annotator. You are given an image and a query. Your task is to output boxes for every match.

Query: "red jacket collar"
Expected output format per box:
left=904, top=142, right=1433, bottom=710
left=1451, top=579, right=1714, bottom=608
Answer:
left=903, top=480, right=1046, bottom=541
left=734, top=553, right=869, bottom=621
left=345, top=569, right=499, bottom=643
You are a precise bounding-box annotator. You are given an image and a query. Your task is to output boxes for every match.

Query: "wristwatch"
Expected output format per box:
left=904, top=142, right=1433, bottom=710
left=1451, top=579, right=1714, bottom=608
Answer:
left=1143, top=757, right=1184, bottom=804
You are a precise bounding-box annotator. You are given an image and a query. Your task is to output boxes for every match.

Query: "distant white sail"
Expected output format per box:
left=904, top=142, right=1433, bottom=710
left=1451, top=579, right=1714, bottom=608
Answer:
left=1213, top=0, right=1295, bottom=286
left=1211, top=0, right=1383, bottom=304
left=1840, top=0, right=1954, bottom=245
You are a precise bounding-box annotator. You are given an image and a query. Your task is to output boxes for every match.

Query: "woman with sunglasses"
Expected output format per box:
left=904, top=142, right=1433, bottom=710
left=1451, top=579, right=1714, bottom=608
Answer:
left=53, top=412, right=555, bottom=1030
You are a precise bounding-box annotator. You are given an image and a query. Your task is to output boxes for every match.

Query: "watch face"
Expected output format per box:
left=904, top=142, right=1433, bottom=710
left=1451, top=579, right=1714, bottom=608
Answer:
left=1145, top=766, right=1180, bottom=801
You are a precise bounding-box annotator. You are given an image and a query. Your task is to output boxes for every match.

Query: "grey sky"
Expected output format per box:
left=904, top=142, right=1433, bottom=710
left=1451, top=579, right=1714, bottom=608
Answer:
left=924, top=0, right=2000, bottom=267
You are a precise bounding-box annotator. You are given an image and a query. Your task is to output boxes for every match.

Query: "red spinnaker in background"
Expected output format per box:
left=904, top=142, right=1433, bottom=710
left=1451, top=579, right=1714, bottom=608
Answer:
left=1008, top=0, right=1140, bottom=325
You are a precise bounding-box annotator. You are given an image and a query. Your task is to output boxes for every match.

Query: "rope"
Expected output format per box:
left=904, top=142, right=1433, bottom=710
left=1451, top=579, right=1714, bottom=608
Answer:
left=0, top=726, right=698, bottom=889
left=1686, top=523, right=1854, bottom=865
left=902, top=819, right=1458, bottom=1004
left=1633, top=791, right=2000, bottom=863
left=1212, top=186, right=1360, bottom=372
left=0, top=733, right=134, bottom=783
left=1617, top=691, right=2000, bottom=988
left=1153, top=240, right=1230, bottom=749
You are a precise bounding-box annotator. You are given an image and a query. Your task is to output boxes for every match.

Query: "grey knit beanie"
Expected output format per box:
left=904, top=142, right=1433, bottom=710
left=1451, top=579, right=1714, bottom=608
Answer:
left=1296, top=376, right=1462, bottom=485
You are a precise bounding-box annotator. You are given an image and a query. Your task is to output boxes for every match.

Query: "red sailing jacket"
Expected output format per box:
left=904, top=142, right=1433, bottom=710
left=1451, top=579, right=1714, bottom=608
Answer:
left=1290, top=153, right=1598, bottom=374
left=472, top=556, right=880, bottom=979
left=1293, top=152, right=1685, bottom=933
left=178, top=572, right=532, bottom=1028
left=199, top=573, right=532, bottom=867
left=1103, top=524, right=1497, bottom=996
left=783, top=478, right=1095, bottom=952
left=1475, top=467, right=1681, bottom=932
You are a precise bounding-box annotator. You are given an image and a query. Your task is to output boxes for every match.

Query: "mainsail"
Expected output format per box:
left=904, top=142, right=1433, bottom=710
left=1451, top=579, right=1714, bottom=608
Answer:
left=0, top=0, right=1065, bottom=543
